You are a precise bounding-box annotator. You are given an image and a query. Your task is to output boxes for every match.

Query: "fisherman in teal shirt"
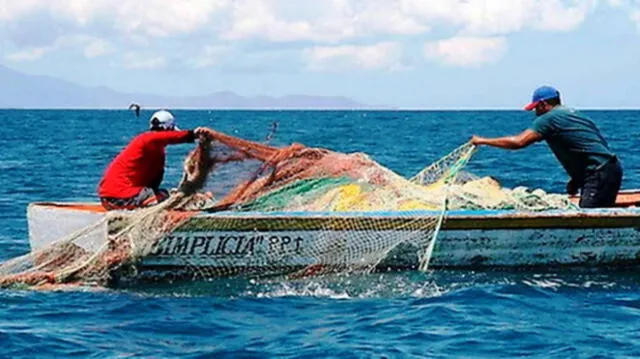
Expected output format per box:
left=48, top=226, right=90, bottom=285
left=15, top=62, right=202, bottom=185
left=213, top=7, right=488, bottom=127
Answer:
left=471, top=86, right=623, bottom=208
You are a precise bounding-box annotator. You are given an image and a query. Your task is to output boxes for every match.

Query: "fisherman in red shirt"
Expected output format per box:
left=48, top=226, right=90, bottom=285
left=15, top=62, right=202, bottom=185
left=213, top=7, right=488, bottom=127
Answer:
left=98, top=110, right=207, bottom=210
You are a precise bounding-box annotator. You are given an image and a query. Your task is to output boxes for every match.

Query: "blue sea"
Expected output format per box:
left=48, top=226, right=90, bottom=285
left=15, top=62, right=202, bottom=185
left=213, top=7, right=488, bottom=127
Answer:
left=1, top=109, right=640, bottom=358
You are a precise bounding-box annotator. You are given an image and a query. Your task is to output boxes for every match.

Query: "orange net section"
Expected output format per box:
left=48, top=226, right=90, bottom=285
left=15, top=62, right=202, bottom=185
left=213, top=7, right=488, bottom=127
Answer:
left=202, top=130, right=419, bottom=212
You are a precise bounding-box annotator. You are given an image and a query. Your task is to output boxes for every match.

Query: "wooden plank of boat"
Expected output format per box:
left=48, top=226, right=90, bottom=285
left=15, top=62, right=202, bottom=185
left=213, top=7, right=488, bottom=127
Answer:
left=26, top=193, right=640, bottom=272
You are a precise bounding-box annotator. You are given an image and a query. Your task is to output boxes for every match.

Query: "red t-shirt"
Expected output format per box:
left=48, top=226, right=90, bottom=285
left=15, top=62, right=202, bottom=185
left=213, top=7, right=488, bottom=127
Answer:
left=98, top=130, right=194, bottom=199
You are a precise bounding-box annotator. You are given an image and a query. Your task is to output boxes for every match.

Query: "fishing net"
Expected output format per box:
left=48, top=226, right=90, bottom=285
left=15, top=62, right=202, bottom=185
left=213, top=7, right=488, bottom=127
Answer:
left=0, top=129, right=576, bottom=289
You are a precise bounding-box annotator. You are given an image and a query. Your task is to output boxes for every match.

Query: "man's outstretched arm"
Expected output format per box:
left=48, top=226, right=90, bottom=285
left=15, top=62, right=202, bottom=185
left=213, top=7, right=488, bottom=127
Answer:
left=471, top=129, right=542, bottom=150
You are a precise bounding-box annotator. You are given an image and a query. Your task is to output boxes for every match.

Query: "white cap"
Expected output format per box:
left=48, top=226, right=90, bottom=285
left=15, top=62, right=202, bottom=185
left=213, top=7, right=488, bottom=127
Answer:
left=149, top=110, right=179, bottom=131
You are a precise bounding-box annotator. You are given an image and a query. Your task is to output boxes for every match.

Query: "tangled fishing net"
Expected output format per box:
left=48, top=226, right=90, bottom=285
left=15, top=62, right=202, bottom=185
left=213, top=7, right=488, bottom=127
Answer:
left=0, top=130, right=576, bottom=289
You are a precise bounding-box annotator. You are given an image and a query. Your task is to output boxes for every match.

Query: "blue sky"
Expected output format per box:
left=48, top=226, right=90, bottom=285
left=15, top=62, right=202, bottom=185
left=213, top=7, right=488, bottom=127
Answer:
left=1, top=0, right=640, bottom=109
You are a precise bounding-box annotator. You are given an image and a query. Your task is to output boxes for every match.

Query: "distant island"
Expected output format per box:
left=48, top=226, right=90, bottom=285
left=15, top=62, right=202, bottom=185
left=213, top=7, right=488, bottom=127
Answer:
left=0, top=64, right=367, bottom=109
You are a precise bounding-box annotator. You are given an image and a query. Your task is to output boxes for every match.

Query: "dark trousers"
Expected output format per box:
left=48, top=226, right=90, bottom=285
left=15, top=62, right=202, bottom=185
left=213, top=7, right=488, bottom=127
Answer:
left=579, top=158, right=623, bottom=208
left=100, top=188, right=170, bottom=211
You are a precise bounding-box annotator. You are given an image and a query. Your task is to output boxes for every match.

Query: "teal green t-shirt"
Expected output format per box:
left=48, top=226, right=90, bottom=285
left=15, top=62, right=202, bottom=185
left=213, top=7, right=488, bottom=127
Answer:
left=529, top=106, right=615, bottom=182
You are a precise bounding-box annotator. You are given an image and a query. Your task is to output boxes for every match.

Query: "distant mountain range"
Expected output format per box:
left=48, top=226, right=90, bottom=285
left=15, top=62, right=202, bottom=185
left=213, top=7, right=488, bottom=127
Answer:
left=0, top=64, right=367, bottom=109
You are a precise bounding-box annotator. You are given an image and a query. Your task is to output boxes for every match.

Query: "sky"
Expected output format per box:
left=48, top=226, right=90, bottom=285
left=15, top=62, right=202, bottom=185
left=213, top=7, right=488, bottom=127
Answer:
left=1, top=0, right=640, bottom=109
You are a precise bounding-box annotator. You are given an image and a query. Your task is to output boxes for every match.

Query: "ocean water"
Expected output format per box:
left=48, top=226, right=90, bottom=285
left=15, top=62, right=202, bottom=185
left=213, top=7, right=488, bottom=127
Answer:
left=1, top=109, right=640, bottom=358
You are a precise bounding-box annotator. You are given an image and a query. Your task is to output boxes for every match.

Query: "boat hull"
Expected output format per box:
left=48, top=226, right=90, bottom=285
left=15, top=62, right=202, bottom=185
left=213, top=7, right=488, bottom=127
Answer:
left=26, top=203, right=640, bottom=274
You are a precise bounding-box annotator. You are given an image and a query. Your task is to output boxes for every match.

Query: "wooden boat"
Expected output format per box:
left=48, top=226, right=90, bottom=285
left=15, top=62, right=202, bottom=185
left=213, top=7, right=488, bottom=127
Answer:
left=25, top=191, right=640, bottom=275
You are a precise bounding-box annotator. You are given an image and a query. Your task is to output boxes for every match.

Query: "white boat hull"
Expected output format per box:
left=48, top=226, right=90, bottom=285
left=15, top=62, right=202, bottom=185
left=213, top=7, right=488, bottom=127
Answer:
left=27, top=203, right=640, bottom=275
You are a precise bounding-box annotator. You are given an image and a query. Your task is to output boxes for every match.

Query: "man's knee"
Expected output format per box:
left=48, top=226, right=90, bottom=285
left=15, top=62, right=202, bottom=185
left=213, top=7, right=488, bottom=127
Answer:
left=578, top=189, right=603, bottom=208
left=155, top=189, right=170, bottom=202
left=139, top=188, right=169, bottom=207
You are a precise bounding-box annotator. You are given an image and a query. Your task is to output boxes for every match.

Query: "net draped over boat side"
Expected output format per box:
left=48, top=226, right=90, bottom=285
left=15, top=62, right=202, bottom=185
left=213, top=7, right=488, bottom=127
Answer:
left=0, top=130, right=576, bottom=289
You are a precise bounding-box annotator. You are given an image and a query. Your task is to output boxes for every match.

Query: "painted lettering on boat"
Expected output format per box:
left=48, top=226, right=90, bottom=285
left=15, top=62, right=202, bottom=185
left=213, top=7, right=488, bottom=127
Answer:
left=149, top=234, right=304, bottom=257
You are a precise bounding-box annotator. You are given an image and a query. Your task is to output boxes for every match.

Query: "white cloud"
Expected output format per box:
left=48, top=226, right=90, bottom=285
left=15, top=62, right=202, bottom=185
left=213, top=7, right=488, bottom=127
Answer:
left=111, top=1, right=228, bottom=38
left=3, top=34, right=115, bottom=61
left=533, top=0, right=595, bottom=32
left=0, top=0, right=634, bottom=72
left=122, top=53, right=166, bottom=70
left=424, top=36, right=507, bottom=67
left=223, top=0, right=314, bottom=42
left=0, top=0, right=610, bottom=43
left=83, top=38, right=114, bottom=58
left=407, top=0, right=532, bottom=35
left=402, top=0, right=596, bottom=35
left=0, top=0, right=43, bottom=21
left=49, top=0, right=111, bottom=26
left=0, top=1, right=228, bottom=37
left=633, top=10, right=640, bottom=30
left=222, top=0, right=428, bottom=42
left=602, top=0, right=640, bottom=31
left=5, top=47, right=49, bottom=61
left=222, top=0, right=597, bottom=42
left=304, top=42, right=405, bottom=72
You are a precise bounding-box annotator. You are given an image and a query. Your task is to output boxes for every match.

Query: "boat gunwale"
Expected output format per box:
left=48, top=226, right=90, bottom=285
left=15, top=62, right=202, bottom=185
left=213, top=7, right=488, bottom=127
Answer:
left=29, top=202, right=640, bottom=230
left=29, top=201, right=640, bottom=218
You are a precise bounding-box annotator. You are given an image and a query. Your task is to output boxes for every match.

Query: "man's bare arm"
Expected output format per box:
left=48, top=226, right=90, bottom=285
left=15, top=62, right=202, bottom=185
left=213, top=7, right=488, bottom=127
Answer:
left=471, top=129, right=542, bottom=150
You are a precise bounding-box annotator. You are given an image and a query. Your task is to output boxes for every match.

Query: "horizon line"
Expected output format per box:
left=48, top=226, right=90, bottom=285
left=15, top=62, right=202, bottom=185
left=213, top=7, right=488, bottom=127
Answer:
left=2, top=106, right=640, bottom=111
